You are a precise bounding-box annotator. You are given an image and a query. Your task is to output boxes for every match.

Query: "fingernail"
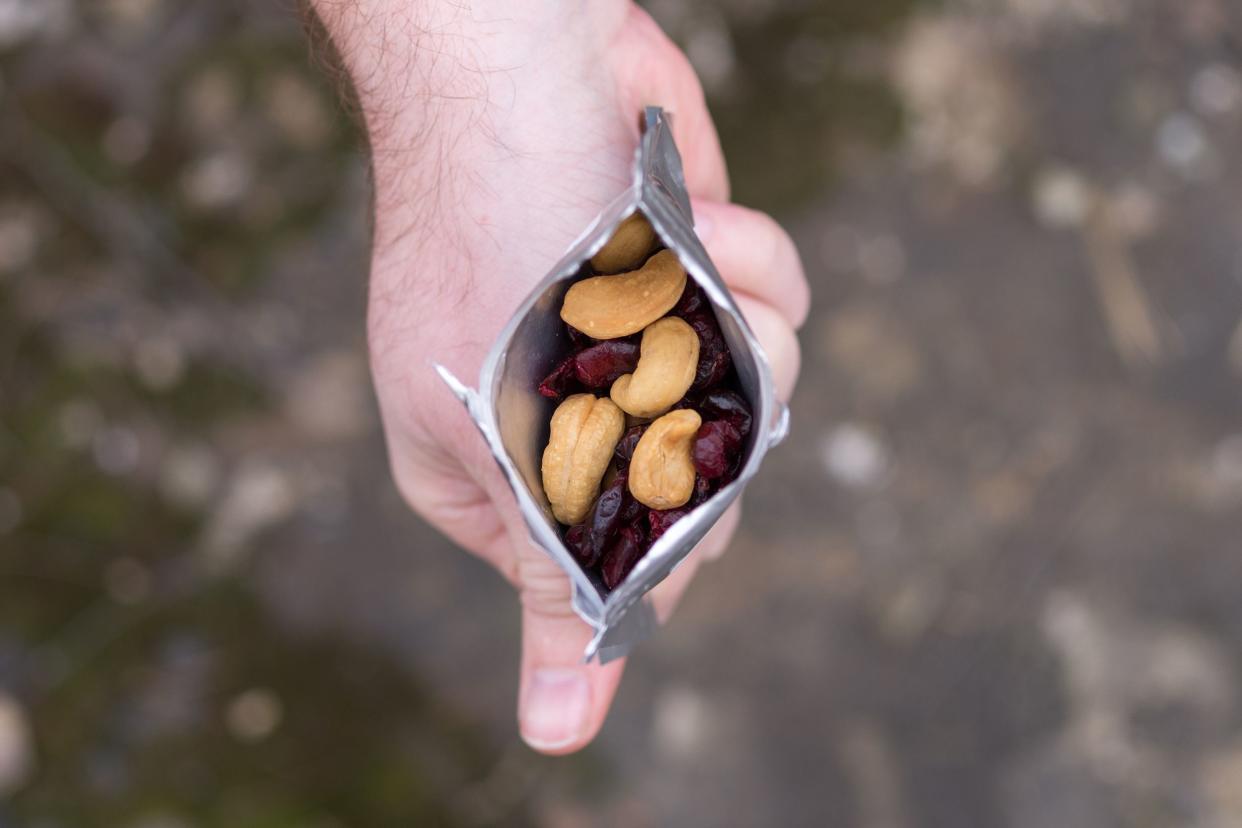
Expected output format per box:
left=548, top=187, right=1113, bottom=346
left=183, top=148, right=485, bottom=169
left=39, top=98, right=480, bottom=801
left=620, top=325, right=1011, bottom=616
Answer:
left=520, top=668, right=590, bottom=751
left=694, top=213, right=713, bottom=243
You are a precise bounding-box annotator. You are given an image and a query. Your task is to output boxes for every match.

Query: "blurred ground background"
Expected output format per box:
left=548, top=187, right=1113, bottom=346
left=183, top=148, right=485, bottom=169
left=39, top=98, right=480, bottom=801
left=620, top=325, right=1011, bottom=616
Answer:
left=2, top=0, right=1242, bottom=825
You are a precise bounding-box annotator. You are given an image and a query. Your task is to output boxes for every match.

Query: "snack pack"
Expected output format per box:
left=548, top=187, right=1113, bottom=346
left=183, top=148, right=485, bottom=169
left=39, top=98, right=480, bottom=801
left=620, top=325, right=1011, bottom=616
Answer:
left=435, top=107, right=788, bottom=663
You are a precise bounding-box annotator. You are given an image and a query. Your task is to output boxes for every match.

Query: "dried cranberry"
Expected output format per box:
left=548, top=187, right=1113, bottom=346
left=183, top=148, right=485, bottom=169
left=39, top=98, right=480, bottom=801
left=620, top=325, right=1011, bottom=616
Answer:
left=648, top=506, right=691, bottom=544
left=621, top=494, right=647, bottom=525
left=673, top=280, right=706, bottom=316
left=578, top=472, right=629, bottom=567
left=693, top=420, right=742, bottom=479
left=685, top=311, right=732, bottom=391
left=699, top=389, right=752, bottom=437
left=601, top=524, right=648, bottom=589
left=538, top=355, right=578, bottom=400
left=574, top=340, right=639, bottom=388
left=565, top=322, right=594, bottom=349
left=691, top=474, right=714, bottom=506
left=614, top=424, right=648, bottom=466
left=564, top=523, right=591, bottom=564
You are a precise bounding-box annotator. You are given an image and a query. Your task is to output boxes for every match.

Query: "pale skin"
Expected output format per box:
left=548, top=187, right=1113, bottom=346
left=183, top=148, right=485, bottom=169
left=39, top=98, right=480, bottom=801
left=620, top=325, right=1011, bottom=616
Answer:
left=307, top=0, right=809, bottom=753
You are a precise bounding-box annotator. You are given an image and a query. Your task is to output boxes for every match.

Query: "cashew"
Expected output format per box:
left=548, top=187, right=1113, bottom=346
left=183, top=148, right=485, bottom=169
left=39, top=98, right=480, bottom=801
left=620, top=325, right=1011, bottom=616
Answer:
left=542, top=394, right=626, bottom=524
left=610, top=317, right=700, bottom=418
left=590, top=212, right=657, bottom=274
left=561, top=250, right=687, bottom=339
left=628, top=409, right=702, bottom=510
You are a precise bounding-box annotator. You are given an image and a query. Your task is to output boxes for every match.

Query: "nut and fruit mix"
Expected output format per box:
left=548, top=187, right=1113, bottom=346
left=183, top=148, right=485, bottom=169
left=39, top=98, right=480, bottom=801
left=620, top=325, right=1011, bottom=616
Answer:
left=539, top=213, right=752, bottom=590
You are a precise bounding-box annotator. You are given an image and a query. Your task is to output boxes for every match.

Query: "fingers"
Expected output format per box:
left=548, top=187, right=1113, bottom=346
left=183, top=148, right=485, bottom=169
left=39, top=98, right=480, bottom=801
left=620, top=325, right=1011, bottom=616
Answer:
left=648, top=501, right=739, bottom=623
left=691, top=199, right=810, bottom=329
left=514, top=548, right=626, bottom=754
left=610, top=5, right=731, bottom=202
left=735, top=295, right=802, bottom=402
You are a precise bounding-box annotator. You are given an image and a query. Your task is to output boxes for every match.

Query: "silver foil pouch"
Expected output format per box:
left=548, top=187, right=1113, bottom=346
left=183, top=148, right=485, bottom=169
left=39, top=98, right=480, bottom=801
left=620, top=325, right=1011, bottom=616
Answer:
left=435, top=107, right=788, bottom=664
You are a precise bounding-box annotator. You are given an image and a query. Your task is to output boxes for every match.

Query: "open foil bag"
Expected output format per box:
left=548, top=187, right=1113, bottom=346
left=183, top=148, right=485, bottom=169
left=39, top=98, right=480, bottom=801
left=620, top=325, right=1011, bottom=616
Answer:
left=435, top=107, right=789, bottom=664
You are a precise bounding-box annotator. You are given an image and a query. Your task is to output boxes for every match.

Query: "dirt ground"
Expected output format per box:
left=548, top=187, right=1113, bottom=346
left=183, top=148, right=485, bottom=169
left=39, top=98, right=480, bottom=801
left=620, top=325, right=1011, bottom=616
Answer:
left=2, top=0, right=1241, bottom=825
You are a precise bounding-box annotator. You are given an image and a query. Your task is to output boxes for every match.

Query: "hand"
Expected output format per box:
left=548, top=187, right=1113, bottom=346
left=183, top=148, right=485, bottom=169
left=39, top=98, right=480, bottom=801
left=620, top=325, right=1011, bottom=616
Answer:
left=309, top=0, right=808, bottom=753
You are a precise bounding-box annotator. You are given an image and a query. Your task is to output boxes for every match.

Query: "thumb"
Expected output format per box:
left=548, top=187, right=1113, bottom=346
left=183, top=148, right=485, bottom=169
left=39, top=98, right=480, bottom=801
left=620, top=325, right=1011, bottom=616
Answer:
left=515, top=550, right=627, bottom=754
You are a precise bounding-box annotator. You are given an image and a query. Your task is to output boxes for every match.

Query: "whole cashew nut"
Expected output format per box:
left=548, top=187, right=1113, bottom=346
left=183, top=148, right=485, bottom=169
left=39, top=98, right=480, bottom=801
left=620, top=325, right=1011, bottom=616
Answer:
left=590, top=212, right=657, bottom=274
left=610, top=316, right=700, bottom=418
left=560, top=250, right=687, bottom=339
left=628, top=409, right=702, bottom=510
left=541, top=394, right=626, bottom=525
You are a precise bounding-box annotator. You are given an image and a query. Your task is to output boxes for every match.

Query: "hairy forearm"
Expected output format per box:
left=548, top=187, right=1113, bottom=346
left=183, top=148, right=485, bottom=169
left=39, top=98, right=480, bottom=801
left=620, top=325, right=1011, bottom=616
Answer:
left=307, top=1, right=632, bottom=249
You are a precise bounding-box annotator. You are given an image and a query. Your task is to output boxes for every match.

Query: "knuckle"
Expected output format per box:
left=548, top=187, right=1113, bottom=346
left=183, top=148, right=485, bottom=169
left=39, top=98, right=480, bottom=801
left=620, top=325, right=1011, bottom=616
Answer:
left=516, top=554, right=576, bottom=619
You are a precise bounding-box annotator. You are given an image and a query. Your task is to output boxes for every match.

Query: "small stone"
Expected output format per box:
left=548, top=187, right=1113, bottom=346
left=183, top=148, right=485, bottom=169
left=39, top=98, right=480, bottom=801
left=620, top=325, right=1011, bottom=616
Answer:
left=130, top=814, right=192, bottom=828
left=284, top=351, right=371, bottom=440
left=856, top=498, right=901, bottom=546
left=858, top=234, right=906, bottom=283
left=1156, top=113, right=1208, bottom=170
left=92, top=425, right=140, bottom=476
left=0, top=205, right=38, bottom=274
left=181, top=151, right=251, bottom=211
left=59, top=398, right=103, bottom=449
left=225, top=688, right=283, bottom=743
left=652, top=684, right=709, bottom=760
left=102, top=117, right=152, bottom=166
left=1033, top=166, right=1092, bottom=228
left=201, top=462, right=296, bottom=570
left=785, top=34, right=830, bottom=86
left=182, top=67, right=240, bottom=134
left=133, top=335, right=185, bottom=391
left=0, top=691, right=34, bottom=795
left=1210, top=435, right=1242, bottom=492
left=820, top=224, right=861, bottom=273
left=0, top=488, right=21, bottom=534
left=684, top=22, right=734, bottom=94
left=158, top=444, right=220, bottom=508
left=261, top=71, right=333, bottom=150
left=821, top=423, right=890, bottom=489
left=1109, top=183, right=1160, bottom=239
left=1190, top=63, right=1242, bottom=117
left=104, top=557, right=151, bottom=605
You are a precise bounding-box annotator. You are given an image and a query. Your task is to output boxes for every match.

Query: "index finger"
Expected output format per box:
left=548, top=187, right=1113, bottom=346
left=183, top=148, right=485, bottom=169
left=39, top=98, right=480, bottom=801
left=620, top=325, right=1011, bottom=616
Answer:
left=691, top=199, right=811, bottom=330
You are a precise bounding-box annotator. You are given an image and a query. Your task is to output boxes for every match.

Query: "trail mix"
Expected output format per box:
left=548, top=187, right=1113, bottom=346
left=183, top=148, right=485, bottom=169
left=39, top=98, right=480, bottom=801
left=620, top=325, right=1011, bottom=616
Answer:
left=539, top=213, right=752, bottom=590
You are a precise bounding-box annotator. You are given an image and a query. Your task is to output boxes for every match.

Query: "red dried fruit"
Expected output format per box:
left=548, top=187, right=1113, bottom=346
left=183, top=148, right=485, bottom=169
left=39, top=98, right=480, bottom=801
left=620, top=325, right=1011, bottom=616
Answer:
left=648, top=506, right=691, bottom=544
left=566, top=322, right=595, bottom=349
left=691, top=474, right=714, bottom=506
left=601, top=524, right=648, bottom=589
left=685, top=311, right=732, bottom=391
left=579, top=471, right=629, bottom=567
left=621, top=494, right=647, bottom=525
left=693, top=420, right=742, bottom=479
left=564, top=523, right=591, bottom=564
left=673, top=280, right=705, bottom=316
left=574, top=340, right=640, bottom=388
left=614, top=424, right=648, bottom=466
left=538, top=355, right=578, bottom=400
left=699, top=389, right=752, bottom=437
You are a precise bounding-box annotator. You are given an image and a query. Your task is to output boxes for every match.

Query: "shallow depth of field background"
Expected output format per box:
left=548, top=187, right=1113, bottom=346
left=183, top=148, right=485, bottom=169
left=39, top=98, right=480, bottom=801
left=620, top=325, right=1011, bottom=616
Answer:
left=3, top=1, right=1242, bottom=825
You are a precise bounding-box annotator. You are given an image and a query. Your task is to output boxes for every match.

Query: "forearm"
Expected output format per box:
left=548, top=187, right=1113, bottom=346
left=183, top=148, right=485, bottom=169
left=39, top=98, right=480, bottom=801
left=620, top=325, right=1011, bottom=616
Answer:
left=307, top=0, right=636, bottom=260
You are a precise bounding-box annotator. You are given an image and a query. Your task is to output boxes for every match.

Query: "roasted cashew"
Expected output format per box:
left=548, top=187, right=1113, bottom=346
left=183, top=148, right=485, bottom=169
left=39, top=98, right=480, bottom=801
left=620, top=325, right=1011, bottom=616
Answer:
left=610, top=317, right=699, bottom=418
left=541, top=394, right=626, bottom=524
left=590, top=212, right=657, bottom=274
left=560, top=250, right=687, bottom=339
left=628, top=409, right=702, bottom=510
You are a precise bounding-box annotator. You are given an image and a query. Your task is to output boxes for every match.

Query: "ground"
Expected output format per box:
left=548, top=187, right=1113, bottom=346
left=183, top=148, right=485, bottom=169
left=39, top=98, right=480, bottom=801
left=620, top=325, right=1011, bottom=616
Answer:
left=2, top=0, right=1241, bottom=825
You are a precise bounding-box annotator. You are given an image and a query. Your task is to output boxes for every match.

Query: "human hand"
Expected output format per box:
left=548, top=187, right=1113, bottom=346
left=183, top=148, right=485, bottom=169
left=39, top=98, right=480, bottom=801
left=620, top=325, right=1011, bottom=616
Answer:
left=309, top=0, right=808, bottom=752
